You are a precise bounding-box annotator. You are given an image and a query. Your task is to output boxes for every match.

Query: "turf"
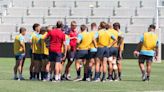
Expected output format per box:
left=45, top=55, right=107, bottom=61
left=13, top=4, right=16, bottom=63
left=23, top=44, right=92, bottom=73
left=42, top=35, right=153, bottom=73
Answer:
left=0, top=58, right=164, bottom=92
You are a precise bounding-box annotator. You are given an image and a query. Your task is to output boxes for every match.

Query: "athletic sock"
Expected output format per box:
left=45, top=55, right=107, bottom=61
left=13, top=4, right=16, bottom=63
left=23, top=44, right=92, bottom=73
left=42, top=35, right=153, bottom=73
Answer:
left=102, top=72, right=106, bottom=80
left=30, top=72, right=32, bottom=79
left=98, top=72, right=101, bottom=79
left=109, top=74, right=112, bottom=80
left=14, top=74, right=17, bottom=78
left=91, top=71, right=93, bottom=78
left=77, top=68, right=81, bottom=78
left=87, top=67, right=92, bottom=78
left=41, top=71, right=44, bottom=80
left=83, top=73, right=87, bottom=80
left=37, top=73, right=40, bottom=80
left=44, top=72, right=48, bottom=79
left=49, top=73, right=52, bottom=80
left=94, top=72, right=99, bottom=80
left=118, top=72, right=121, bottom=78
left=19, top=73, right=22, bottom=79
left=58, top=74, right=61, bottom=80
left=31, top=72, right=34, bottom=79
left=55, top=75, right=58, bottom=81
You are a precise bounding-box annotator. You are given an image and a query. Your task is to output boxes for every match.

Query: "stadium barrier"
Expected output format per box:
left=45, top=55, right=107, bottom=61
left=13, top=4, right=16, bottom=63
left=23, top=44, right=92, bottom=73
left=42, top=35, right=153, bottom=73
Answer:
left=0, top=43, right=163, bottom=59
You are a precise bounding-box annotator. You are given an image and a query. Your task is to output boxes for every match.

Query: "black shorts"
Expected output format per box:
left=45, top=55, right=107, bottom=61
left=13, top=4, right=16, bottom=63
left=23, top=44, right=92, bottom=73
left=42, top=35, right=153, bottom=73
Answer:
left=96, top=47, right=108, bottom=59
left=75, top=50, right=89, bottom=60
left=29, top=48, right=32, bottom=58
left=108, top=47, right=118, bottom=57
left=33, top=53, right=42, bottom=61
left=89, top=51, right=97, bottom=59
left=49, top=52, right=62, bottom=62
left=15, top=54, right=25, bottom=61
left=67, top=50, right=76, bottom=60
left=139, top=55, right=153, bottom=63
left=42, top=54, right=49, bottom=61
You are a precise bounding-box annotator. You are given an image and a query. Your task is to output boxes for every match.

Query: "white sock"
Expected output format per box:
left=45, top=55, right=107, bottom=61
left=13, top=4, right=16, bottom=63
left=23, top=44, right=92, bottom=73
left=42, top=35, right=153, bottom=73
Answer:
left=55, top=75, right=58, bottom=80
left=58, top=74, right=61, bottom=80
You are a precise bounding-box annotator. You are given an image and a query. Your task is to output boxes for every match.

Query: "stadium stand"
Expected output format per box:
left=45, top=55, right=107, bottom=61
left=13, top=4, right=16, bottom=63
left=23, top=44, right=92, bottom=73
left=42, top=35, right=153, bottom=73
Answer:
left=0, top=0, right=163, bottom=43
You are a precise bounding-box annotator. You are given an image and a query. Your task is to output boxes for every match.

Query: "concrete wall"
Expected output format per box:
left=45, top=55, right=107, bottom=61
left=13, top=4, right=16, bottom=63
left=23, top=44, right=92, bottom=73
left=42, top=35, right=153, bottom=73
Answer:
left=0, top=43, right=163, bottom=59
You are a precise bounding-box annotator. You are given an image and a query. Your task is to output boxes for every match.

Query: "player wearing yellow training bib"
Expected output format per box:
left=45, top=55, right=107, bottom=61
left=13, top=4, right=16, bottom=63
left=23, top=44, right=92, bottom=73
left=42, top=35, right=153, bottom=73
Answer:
left=86, top=23, right=98, bottom=81
left=107, top=22, right=122, bottom=81
left=134, top=24, right=158, bottom=81
left=74, top=25, right=93, bottom=81
left=94, top=22, right=116, bottom=82
left=13, top=27, right=26, bottom=80
left=29, top=23, right=41, bottom=80
left=39, top=27, right=49, bottom=81
left=31, top=24, right=42, bottom=80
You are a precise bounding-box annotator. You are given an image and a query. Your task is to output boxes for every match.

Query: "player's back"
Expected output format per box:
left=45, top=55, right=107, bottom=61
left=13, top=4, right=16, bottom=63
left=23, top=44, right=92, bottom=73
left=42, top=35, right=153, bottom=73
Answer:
left=48, top=28, right=65, bottom=53
left=142, top=32, right=158, bottom=51
left=14, top=34, right=25, bottom=55
left=78, top=31, right=92, bottom=50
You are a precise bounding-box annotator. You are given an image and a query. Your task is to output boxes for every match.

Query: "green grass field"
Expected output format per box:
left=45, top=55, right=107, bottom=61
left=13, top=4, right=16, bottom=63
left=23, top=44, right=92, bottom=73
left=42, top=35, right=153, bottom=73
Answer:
left=0, top=58, right=164, bottom=92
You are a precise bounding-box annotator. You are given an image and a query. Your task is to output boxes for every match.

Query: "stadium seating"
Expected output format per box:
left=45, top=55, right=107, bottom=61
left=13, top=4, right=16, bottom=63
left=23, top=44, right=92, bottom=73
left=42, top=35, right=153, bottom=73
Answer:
left=92, top=8, right=113, bottom=17
left=49, top=8, right=70, bottom=16
left=0, top=0, right=163, bottom=43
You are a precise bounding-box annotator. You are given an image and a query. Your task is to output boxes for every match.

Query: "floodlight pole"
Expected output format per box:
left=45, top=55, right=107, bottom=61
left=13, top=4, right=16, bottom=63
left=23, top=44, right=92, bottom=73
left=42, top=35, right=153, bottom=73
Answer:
left=156, top=0, right=162, bottom=63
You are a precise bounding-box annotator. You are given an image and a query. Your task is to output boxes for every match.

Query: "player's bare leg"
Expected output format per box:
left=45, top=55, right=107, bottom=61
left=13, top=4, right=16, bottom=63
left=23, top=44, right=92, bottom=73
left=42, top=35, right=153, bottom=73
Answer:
left=108, top=57, right=114, bottom=81
left=117, top=60, right=122, bottom=80
left=146, top=61, right=152, bottom=81
left=54, top=62, right=61, bottom=81
left=101, top=57, right=107, bottom=82
left=13, top=60, right=19, bottom=80
left=94, top=58, right=101, bottom=81
left=83, top=59, right=88, bottom=81
left=86, top=58, right=94, bottom=81
left=34, top=60, right=41, bottom=80
left=49, top=62, right=55, bottom=81
left=138, top=61, right=146, bottom=81
left=112, top=57, right=118, bottom=81
left=74, top=59, right=82, bottom=81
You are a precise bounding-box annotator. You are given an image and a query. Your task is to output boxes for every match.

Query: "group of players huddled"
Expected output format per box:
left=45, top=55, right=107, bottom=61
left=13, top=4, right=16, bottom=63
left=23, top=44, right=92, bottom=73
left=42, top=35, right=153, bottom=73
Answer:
left=13, top=20, right=158, bottom=82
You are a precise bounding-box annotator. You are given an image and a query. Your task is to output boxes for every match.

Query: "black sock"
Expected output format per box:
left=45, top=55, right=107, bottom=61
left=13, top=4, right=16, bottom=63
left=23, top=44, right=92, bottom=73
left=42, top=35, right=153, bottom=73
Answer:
left=94, top=72, right=99, bottom=80
left=102, top=72, right=106, bottom=80
left=44, top=72, right=48, bottom=79
left=30, top=72, right=32, bottom=79
left=83, top=73, right=87, bottom=80
left=34, top=72, right=36, bottom=78
left=118, top=72, right=121, bottom=78
left=41, top=71, right=44, bottom=80
left=91, top=71, right=93, bottom=78
left=77, top=68, right=81, bottom=77
left=37, top=73, right=40, bottom=80
left=87, top=67, right=92, bottom=78
left=109, top=74, right=112, bottom=80
left=98, top=72, right=101, bottom=78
